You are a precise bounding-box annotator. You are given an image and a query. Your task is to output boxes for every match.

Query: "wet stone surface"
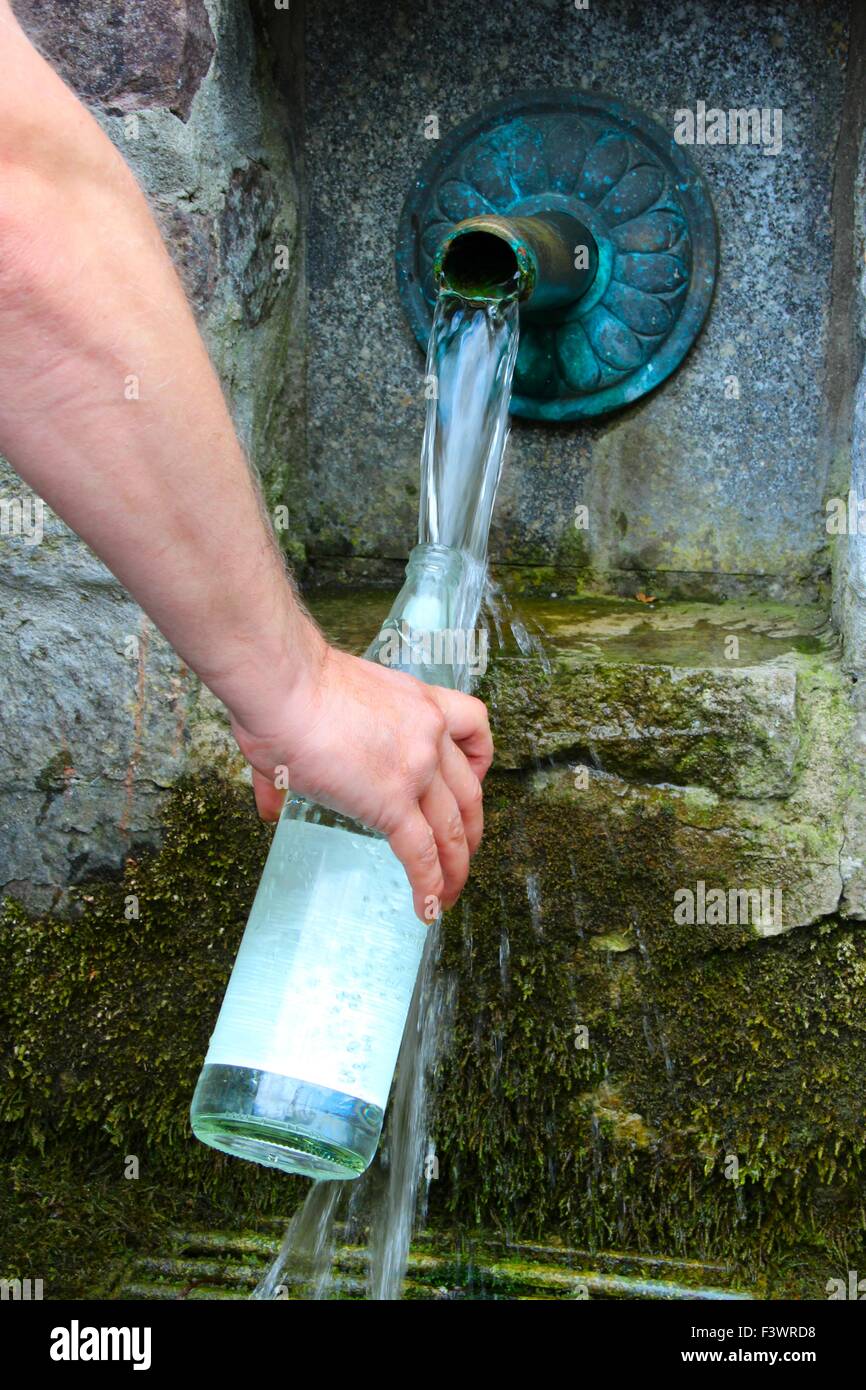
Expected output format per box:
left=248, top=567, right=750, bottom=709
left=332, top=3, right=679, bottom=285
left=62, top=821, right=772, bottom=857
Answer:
left=309, top=589, right=854, bottom=937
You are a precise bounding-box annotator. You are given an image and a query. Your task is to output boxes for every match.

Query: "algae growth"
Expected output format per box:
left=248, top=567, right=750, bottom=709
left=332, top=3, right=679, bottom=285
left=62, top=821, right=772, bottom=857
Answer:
left=1, top=595, right=863, bottom=1298
left=1, top=769, right=864, bottom=1299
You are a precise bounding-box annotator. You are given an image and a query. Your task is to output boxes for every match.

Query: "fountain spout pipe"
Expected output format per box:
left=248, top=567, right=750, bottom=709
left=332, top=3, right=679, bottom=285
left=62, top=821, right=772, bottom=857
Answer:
left=433, top=211, right=599, bottom=315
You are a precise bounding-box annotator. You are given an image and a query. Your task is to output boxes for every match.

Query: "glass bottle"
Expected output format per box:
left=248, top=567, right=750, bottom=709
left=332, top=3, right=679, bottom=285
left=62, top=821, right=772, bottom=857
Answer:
left=190, top=543, right=467, bottom=1180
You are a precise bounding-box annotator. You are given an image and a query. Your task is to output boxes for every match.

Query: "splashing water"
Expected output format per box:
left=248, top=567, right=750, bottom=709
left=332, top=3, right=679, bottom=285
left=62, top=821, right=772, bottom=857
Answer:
left=251, top=1181, right=341, bottom=1301
left=253, top=288, right=519, bottom=1301
left=483, top=576, right=552, bottom=672
left=526, top=871, right=544, bottom=938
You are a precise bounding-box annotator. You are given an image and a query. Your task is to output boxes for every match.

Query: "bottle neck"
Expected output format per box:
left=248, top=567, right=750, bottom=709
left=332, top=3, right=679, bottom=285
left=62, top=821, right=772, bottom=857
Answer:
left=365, top=543, right=483, bottom=691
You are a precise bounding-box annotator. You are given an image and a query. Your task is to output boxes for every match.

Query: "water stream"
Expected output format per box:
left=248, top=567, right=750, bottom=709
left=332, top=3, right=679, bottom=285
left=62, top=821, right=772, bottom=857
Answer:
left=253, top=288, right=520, bottom=1300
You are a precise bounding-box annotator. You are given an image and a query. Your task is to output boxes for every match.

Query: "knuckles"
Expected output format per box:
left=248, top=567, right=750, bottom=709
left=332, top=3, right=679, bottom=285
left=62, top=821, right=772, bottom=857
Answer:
left=445, top=809, right=466, bottom=845
left=416, top=831, right=440, bottom=868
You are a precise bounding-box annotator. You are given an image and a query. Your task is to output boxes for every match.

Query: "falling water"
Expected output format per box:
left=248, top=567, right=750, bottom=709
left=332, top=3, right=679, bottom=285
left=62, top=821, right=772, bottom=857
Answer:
left=420, top=292, right=519, bottom=564
left=483, top=576, right=552, bottom=672
left=251, top=1181, right=341, bottom=1301
left=363, top=922, right=454, bottom=1299
left=253, top=287, right=519, bottom=1301
left=419, top=290, right=520, bottom=681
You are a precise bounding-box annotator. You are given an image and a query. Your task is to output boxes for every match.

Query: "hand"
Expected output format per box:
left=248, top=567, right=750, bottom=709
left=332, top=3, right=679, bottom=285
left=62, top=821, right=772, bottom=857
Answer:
left=230, top=636, right=494, bottom=921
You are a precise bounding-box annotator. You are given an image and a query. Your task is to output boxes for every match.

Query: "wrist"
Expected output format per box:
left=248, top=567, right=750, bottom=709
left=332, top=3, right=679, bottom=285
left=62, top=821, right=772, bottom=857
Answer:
left=204, top=586, right=329, bottom=743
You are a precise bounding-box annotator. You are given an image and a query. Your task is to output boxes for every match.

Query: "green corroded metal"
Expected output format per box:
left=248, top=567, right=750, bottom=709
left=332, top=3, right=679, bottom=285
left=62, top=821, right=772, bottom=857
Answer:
left=433, top=211, right=599, bottom=310
left=396, top=90, right=718, bottom=422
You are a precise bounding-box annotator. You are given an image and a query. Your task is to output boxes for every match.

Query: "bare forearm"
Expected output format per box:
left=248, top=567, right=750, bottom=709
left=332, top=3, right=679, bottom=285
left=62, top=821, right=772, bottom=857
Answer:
left=0, top=3, right=321, bottom=729
left=0, top=2, right=494, bottom=916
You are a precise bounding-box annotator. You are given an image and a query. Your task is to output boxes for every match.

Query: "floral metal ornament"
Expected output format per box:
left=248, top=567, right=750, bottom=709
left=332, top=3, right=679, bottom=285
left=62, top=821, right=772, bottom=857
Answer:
left=396, top=90, right=718, bottom=421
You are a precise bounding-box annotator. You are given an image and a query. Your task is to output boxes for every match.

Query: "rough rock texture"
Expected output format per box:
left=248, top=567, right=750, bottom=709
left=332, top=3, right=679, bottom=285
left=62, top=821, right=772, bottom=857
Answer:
left=829, top=89, right=866, bottom=919
left=0, top=0, right=302, bottom=907
left=2, top=599, right=865, bottom=1298
left=303, top=0, right=853, bottom=601
left=485, top=659, right=800, bottom=797
left=13, top=0, right=216, bottom=122
left=0, top=507, right=247, bottom=900
left=314, top=588, right=855, bottom=933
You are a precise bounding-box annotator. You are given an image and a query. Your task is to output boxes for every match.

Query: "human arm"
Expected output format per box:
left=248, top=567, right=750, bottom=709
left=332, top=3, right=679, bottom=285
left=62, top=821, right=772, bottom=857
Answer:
left=0, top=1, right=492, bottom=918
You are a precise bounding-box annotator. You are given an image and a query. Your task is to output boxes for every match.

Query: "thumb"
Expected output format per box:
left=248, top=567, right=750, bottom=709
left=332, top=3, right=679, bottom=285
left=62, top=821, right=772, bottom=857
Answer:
left=251, top=766, right=286, bottom=822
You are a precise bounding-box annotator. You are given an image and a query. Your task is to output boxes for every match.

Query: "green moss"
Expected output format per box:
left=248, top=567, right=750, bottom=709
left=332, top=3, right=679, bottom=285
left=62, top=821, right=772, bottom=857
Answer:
left=489, top=564, right=578, bottom=597
left=0, top=777, right=307, bottom=1296
left=1, top=627, right=862, bottom=1300
left=428, top=771, right=866, bottom=1295
left=552, top=524, right=595, bottom=592
left=35, top=750, right=76, bottom=819
left=481, top=656, right=802, bottom=797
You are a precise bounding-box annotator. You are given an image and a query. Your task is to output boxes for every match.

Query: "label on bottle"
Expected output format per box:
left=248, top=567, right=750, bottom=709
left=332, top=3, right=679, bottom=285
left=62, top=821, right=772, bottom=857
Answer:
left=204, top=817, right=427, bottom=1110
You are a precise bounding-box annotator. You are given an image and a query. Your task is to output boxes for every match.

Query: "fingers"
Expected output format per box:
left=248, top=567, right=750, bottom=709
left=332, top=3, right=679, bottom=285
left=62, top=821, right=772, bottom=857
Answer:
left=438, top=734, right=484, bottom=857
left=429, top=687, right=494, bottom=781
left=419, top=769, right=470, bottom=909
left=388, top=806, right=446, bottom=924
left=238, top=664, right=492, bottom=918
left=252, top=767, right=285, bottom=822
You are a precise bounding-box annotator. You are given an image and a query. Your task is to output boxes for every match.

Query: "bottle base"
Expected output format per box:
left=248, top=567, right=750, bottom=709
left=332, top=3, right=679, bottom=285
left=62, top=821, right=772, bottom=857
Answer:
left=190, top=1064, right=383, bottom=1181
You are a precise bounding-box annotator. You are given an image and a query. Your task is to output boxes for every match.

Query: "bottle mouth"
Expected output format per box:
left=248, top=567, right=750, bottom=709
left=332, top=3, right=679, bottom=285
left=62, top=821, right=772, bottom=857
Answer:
left=406, top=541, right=466, bottom=574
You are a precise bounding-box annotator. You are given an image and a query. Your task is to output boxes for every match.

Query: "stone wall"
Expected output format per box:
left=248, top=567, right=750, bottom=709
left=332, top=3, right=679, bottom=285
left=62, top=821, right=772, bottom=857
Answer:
left=0, top=0, right=303, bottom=907
left=4, top=595, right=866, bottom=1297
left=3, top=0, right=866, bottom=901
left=303, top=0, right=857, bottom=602
left=3, top=0, right=866, bottom=1302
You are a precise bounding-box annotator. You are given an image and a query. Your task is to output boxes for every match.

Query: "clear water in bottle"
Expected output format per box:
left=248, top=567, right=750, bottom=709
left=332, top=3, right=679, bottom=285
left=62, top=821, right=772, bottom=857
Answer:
left=192, top=803, right=426, bottom=1178
left=190, top=292, right=519, bottom=1180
